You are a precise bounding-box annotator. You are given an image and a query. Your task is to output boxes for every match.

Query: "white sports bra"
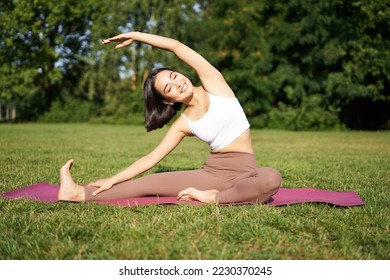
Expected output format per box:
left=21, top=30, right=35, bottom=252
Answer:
left=181, top=93, right=250, bottom=150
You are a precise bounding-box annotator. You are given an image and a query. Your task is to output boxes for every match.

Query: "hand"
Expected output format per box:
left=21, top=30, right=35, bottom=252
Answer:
left=88, top=177, right=116, bottom=196
left=102, top=32, right=135, bottom=49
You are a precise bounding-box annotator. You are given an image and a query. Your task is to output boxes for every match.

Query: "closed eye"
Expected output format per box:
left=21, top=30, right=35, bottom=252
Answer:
left=167, top=73, right=177, bottom=93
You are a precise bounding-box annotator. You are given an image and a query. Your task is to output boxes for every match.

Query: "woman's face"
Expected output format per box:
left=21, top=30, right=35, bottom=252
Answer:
left=154, top=70, right=193, bottom=104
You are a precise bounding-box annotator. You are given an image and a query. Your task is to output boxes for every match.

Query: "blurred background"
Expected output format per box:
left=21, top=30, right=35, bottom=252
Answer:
left=0, top=0, right=389, bottom=130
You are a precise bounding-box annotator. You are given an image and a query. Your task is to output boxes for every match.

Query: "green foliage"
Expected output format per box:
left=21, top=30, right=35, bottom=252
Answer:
left=1, top=0, right=389, bottom=129
left=194, top=0, right=389, bottom=129
left=192, top=1, right=274, bottom=115
left=88, top=85, right=145, bottom=125
left=0, top=0, right=94, bottom=119
left=264, top=95, right=341, bottom=130
left=38, top=95, right=92, bottom=123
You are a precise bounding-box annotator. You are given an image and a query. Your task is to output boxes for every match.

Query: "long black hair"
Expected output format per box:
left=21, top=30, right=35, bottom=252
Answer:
left=143, top=67, right=182, bottom=132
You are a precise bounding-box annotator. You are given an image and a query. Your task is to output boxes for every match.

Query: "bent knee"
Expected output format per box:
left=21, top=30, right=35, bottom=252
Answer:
left=264, top=168, right=282, bottom=193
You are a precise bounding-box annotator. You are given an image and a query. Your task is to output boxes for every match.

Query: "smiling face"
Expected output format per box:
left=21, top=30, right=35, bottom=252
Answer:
left=154, top=70, right=193, bottom=104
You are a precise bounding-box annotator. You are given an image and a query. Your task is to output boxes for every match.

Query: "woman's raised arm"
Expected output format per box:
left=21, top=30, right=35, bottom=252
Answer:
left=103, top=32, right=234, bottom=96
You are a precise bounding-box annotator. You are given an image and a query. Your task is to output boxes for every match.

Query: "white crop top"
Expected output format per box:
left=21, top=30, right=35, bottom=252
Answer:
left=181, top=93, right=250, bottom=150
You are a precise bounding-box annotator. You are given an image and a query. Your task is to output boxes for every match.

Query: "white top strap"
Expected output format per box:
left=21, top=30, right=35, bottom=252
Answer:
left=180, top=113, right=190, bottom=122
left=181, top=113, right=194, bottom=135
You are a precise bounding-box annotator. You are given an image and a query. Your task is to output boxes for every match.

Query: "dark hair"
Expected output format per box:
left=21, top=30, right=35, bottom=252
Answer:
left=143, top=67, right=182, bottom=132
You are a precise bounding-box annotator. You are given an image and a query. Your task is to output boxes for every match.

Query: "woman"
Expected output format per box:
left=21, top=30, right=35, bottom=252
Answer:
left=58, top=32, right=282, bottom=204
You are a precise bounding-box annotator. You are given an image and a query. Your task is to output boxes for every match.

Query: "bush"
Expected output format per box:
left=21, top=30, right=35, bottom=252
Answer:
left=89, top=114, right=144, bottom=125
left=265, top=95, right=342, bottom=130
left=38, top=96, right=92, bottom=123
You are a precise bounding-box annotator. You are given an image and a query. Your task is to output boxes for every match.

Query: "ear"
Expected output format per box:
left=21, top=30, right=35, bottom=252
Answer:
left=163, top=100, right=174, bottom=106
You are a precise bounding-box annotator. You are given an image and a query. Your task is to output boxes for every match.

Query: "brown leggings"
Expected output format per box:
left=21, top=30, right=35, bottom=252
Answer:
left=84, top=152, right=282, bottom=204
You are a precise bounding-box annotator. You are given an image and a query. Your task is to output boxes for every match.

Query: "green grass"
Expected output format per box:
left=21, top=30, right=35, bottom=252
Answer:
left=0, top=123, right=389, bottom=260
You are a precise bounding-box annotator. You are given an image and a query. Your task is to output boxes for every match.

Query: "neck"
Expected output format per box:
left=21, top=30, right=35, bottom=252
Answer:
left=186, top=86, right=205, bottom=107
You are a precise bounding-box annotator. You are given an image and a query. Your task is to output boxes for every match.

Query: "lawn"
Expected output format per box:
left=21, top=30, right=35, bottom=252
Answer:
left=0, top=123, right=389, bottom=260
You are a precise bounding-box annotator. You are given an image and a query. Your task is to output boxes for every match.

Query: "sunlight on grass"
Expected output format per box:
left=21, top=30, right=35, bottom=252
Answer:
left=0, top=124, right=389, bottom=259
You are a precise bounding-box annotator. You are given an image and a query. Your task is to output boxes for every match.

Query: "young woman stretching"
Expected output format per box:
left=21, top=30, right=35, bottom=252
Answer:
left=58, top=32, right=282, bottom=204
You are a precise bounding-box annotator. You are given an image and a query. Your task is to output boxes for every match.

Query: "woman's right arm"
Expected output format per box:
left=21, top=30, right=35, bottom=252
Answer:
left=103, top=32, right=234, bottom=97
left=89, top=117, right=189, bottom=196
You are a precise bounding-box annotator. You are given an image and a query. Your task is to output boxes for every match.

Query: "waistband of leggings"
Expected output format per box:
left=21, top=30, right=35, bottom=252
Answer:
left=207, top=151, right=256, bottom=159
left=203, top=152, right=257, bottom=171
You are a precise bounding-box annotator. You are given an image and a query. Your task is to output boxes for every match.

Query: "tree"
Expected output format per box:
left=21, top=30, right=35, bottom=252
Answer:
left=76, top=0, right=201, bottom=123
left=191, top=1, right=274, bottom=120
left=0, top=0, right=94, bottom=120
left=0, top=0, right=201, bottom=122
left=2, top=0, right=388, bottom=129
left=193, top=0, right=390, bottom=129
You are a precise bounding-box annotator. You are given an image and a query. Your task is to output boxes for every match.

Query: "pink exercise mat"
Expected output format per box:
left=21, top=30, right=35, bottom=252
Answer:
left=0, top=182, right=365, bottom=207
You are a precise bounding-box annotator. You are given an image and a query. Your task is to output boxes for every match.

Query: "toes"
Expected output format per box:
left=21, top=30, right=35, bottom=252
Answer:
left=178, top=194, right=191, bottom=201
left=178, top=188, right=192, bottom=198
left=61, top=160, right=74, bottom=172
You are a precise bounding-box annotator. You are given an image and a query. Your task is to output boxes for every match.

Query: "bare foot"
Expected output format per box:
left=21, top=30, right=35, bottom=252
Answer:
left=58, top=160, right=85, bottom=202
left=177, top=188, right=219, bottom=204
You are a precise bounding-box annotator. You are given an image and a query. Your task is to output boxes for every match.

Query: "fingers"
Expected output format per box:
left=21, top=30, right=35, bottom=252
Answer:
left=87, top=180, right=100, bottom=187
left=105, top=34, right=127, bottom=41
left=101, top=35, right=123, bottom=44
left=101, top=37, right=122, bottom=44
left=102, top=37, right=134, bottom=49
left=115, top=43, right=126, bottom=49
left=90, top=181, right=113, bottom=196
left=115, top=39, right=134, bottom=49
left=92, top=184, right=111, bottom=196
left=87, top=180, right=102, bottom=196
left=101, top=35, right=131, bottom=43
left=92, top=187, right=105, bottom=196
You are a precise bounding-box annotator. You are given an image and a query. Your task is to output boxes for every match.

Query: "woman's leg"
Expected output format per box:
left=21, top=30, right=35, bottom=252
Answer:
left=179, top=167, right=282, bottom=204
left=216, top=167, right=282, bottom=204
left=58, top=157, right=233, bottom=202
left=83, top=168, right=227, bottom=201
left=59, top=153, right=281, bottom=204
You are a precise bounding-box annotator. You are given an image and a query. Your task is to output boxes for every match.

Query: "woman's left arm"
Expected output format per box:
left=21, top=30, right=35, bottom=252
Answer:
left=103, top=32, right=234, bottom=96
left=88, top=117, right=189, bottom=196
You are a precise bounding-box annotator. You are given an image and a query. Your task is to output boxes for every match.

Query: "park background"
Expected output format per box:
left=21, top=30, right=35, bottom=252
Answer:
left=0, top=0, right=389, bottom=261
left=1, top=0, right=389, bottom=130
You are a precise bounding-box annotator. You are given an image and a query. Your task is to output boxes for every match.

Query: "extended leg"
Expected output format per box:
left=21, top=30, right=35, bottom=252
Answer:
left=83, top=168, right=228, bottom=201
left=58, top=159, right=233, bottom=202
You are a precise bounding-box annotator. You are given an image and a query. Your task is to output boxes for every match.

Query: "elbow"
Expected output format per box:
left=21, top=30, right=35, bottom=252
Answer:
left=171, top=40, right=184, bottom=53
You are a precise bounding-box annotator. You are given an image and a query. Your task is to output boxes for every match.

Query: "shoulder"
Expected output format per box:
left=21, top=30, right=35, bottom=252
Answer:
left=170, top=114, right=193, bottom=137
left=201, top=82, right=235, bottom=98
left=193, top=85, right=235, bottom=99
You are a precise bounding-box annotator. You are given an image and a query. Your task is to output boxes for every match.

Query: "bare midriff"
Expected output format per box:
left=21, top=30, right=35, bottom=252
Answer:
left=211, top=129, right=254, bottom=154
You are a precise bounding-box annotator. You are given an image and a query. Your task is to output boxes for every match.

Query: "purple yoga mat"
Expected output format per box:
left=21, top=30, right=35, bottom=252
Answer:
left=0, top=182, right=365, bottom=207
